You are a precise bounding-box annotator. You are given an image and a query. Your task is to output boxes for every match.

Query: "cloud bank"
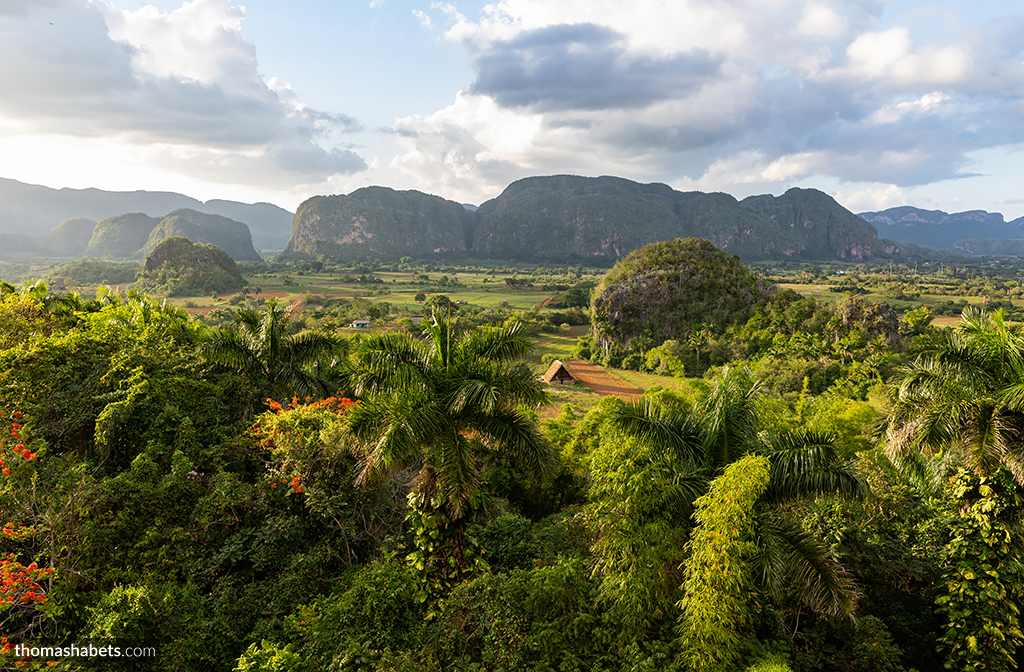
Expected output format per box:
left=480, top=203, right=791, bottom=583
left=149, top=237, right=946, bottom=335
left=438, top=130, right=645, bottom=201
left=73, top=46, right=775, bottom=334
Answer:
left=391, top=0, right=1024, bottom=204
left=0, top=0, right=365, bottom=187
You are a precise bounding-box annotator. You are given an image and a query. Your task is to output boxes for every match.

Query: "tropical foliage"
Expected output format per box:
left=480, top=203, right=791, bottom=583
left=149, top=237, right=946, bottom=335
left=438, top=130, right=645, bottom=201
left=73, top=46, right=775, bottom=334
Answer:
left=0, top=266, right=1020, bottom=672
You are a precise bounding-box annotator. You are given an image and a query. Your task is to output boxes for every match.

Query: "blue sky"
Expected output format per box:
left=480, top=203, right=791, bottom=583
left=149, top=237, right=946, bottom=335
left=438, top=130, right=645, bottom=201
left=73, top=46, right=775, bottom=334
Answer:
left=0, top=0, right=1022, bottom=218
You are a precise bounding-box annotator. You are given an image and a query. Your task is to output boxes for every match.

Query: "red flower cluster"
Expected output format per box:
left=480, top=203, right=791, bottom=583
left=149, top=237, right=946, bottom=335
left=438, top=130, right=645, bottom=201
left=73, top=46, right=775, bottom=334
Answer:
left=0, top=554, right=54, bottom=607
left=1, top=523, right=37, bottom=541
left=309, top=396, right=357, bottom=414
left=267, top=475, right=304, bottom=495
left=0, top=411, right=57, bottom=621
left=264, top=396, right=358, bottom=415
left=0, top=413, right=39, bottom=475
left=0, top=636, right=59, bottom=667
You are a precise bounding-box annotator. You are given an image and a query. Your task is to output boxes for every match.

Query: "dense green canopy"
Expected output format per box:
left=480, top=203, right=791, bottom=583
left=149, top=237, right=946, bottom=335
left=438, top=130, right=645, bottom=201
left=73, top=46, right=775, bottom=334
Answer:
left=592, top=237, right=775, bottom=348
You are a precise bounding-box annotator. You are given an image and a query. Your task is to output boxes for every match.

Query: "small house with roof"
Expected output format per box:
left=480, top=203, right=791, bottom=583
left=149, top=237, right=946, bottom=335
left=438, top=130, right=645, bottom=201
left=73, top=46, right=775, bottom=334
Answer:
left=349, top=319, right=373, bottom=329
left=542, top=360, right=576, bottom=385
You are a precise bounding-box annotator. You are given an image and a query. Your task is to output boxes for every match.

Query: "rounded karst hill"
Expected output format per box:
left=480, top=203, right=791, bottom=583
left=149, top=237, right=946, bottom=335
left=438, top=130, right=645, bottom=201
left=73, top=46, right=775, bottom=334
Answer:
left=44, top=217, right=97, bottom=257
left=133, top=237, right=245, bottom=297
left=591, top=237, right=775, bottom=348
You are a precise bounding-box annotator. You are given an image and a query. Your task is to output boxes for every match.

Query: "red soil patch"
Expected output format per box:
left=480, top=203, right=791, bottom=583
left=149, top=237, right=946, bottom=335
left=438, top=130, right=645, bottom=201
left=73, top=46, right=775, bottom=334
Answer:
left=540, top=295, right=559, bottom=308
left=564, top=360, right=643, bottom=399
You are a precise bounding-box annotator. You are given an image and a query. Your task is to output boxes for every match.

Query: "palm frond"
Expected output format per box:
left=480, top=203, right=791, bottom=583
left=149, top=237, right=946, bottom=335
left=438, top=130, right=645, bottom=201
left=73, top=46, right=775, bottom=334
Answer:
left=347, top=395, right=442, bottom=484
left=760, top=430, right=868, bottom=503
left=470, top=408, right=555, bottom=482
left=751, top=509, right=859, bottom=620
left=465, top=321, right=534, bottom=362
left=611, top=398, right=704, bottom=466
left=434, top=433, right=480, bottom=517
left=350, top=331, right=432, bottom=397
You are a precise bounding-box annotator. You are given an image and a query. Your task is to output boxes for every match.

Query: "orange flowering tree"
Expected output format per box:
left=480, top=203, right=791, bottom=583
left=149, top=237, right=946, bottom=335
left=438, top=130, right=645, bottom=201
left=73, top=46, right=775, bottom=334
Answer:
left=249, top=396, right=396, bottom=562
left=0, top=411, right=57, bottom=669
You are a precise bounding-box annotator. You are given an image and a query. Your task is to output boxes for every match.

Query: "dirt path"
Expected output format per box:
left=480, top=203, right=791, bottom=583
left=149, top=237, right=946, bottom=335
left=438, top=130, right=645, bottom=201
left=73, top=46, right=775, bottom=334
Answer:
left=565, top=360, right=644, bottom=399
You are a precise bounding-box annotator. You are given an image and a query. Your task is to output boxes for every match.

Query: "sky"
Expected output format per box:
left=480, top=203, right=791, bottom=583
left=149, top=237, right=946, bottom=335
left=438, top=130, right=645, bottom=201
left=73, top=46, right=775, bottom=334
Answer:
left=0, top=0, right=1022, bottom=218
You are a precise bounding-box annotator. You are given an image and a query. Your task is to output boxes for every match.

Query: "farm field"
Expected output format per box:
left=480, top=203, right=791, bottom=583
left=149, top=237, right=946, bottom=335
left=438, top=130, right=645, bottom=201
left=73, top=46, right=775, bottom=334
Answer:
left=563, top=360, right=643, bottom=398
left=152, top=265, right=605, bottom=319
left=777, top=282, right=999, bottom=310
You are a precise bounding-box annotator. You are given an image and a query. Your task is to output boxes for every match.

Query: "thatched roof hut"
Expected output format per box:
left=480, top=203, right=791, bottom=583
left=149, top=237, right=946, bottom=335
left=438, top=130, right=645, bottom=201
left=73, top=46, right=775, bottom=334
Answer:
left=542, top=360, right=576, bottom=385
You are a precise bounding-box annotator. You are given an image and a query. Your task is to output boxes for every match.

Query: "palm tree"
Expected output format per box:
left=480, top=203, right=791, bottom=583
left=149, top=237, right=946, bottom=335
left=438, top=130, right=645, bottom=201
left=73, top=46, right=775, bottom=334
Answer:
left=345, top=306, right=554, bottom=518
left=687, top=324, right=712, bottom=371
left=605, top=367, right=864, bottom=627
left=201, top=298, right=343, bottom=402
left=885, top=307, right=1024, bottom=481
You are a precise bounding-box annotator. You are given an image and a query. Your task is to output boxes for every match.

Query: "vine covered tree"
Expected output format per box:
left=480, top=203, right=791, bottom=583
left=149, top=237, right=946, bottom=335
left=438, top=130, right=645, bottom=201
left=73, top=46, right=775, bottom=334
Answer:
left=589, top=367, right=863, bottom=642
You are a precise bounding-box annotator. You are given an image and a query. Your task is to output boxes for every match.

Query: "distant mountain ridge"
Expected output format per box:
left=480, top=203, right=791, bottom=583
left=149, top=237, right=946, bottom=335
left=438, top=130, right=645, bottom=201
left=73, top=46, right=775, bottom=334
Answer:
left=0, top=177, right=293, bottom=249
left=859, top=205, right=1024, bottom=252
left=285, top=175, right=901, bottom=264
left=1, top=209, right=261, bottom=262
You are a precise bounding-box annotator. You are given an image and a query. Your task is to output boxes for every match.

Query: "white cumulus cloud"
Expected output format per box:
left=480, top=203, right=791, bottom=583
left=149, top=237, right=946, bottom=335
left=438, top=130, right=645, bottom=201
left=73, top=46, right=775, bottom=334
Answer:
left=388, top=0, right=1024, bottom=203
left=0, top=0, right=366, bottom=188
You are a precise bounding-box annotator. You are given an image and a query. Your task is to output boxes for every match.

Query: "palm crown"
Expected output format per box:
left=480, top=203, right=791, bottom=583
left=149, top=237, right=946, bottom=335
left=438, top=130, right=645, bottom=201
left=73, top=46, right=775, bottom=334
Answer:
left=886, top=307, right=1024, bottom=482
left=345, top=307, right=553, bottom=517
left=603, top=367, right=864, bottom=621
left=201, top=298, right=343, bottom=403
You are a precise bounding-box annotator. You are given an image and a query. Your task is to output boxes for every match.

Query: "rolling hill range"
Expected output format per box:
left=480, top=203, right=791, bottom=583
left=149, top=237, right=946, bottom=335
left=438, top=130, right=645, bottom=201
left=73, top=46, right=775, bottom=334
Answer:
left=0, top=177, right=293, bottom=249
left=16, top=174, right=1024, bottom=264
left=285, top=175, right=902, bottom=264
left=1, top=209, right=261, bottom=262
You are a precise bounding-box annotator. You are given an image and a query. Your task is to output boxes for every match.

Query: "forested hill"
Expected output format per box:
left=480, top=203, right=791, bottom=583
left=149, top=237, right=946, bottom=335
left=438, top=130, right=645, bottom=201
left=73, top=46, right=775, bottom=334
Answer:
left=285, top=175, right=901, bottom=264
left=85, top=209, right=263, bottom=262
left=0, top=177, right=293, bottom=249
left=859, top=205, right=1024, bottom=252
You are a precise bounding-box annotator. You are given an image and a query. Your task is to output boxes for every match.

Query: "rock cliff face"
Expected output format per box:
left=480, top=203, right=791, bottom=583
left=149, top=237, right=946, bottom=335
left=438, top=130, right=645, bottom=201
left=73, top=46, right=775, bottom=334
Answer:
left=283, top=175, right=899, bottom=264
left=283, top=187, right=472, bottom=261
left=470, top=176, right=893, bottom=262
left=469, top=176, right=681, bottom=262
left=741, top=188, right=889, bottom=261
left=592, top=237, right=776, bottom=348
